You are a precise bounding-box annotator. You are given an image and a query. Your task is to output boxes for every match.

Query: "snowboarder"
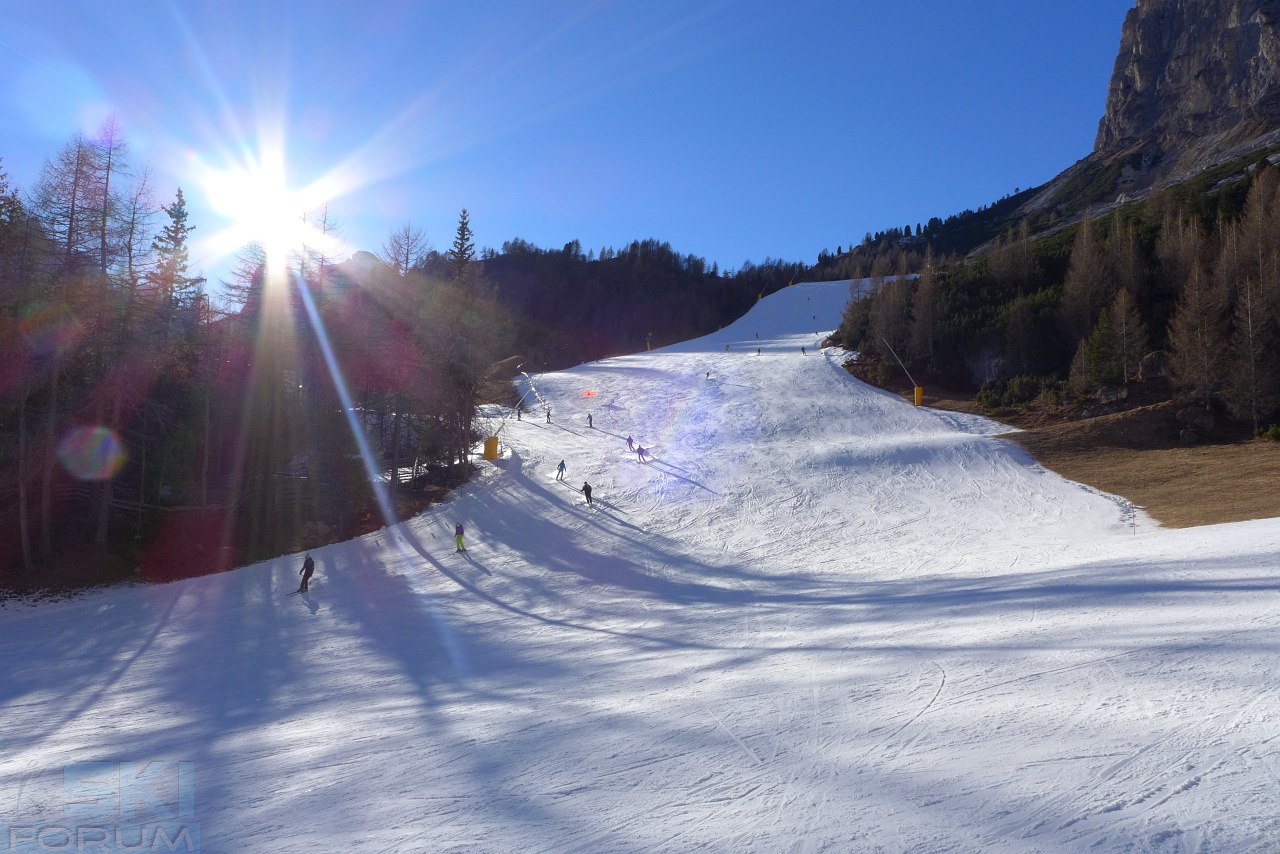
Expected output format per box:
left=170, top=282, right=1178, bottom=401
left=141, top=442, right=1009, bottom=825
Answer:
left=755, top=332, right=759, bottom=339
left=626, top=436, right=634, bottom=451
left=516, top=405, right=522, bottom=421
left=801, top=346, right=807, bottom=355
left=724, top=344, right=729, bottom=351
left=582, top=482, right=593, bottom=506
left=705, top=371, right=710, bottom=380
left=757, top=347, right=761, bottom=355
left=546, top=408, right=552, bottom=423
left=454, top=521, right=467, bottom=553
left=587, top=413, right=593, bottom=428
left=298, top=553, right=315, bottom=592
left=556, top=460, right=566, bottom=480
left=636, top=446, right=647, bottom=462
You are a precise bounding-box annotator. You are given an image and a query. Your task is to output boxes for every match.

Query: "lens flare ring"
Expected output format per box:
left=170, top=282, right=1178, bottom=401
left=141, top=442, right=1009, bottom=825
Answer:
left=56, top=425, right=127, bottom=481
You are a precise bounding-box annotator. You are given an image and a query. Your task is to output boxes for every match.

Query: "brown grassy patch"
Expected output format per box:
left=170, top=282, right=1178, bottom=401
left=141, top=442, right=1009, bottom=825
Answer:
left=998, top=404, right=1280, bottom=528
left=844, top=355, right=1280, bottom=528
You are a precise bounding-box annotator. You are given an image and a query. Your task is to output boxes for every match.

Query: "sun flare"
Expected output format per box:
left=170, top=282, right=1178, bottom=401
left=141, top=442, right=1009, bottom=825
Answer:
left=197, top=146, right=346, bottom=277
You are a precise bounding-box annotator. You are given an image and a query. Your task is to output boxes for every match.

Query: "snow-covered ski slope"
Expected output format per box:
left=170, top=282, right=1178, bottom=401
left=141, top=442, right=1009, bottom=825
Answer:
left=5, top=279, right=1280, bottom=853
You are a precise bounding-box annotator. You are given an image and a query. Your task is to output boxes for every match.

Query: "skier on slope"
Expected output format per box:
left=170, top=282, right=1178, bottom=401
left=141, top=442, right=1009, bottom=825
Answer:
left=298, top=553, right=315, bottom=593
left=636, top=446, right=647, bottom=463
left=455, top=521, right=467, bottom=553
left=801, top=346, right=807, bottom=355
left=582, top=482, right=593, bottom=506
left=557, top=460, right=566, bottom=481
left=626, top=436, right=634, bottom=451
left=546, top=408, right=552, bottom=423
left=587, top=413, right=593, bottom=428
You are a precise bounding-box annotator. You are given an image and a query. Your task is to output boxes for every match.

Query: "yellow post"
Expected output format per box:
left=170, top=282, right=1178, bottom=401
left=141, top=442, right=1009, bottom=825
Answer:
left=914, top=386, right=924, bottom=406
left=483, top=436, right=499, bottom=460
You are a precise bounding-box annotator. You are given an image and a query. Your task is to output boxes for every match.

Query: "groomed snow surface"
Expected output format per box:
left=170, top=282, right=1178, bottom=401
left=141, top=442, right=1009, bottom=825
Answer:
left=5, top=280, right=1280, bottom=853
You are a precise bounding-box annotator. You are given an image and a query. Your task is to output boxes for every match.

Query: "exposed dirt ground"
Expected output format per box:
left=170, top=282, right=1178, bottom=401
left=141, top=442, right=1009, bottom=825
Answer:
left=996, top=404, right=1280, bottom=528
left=850, top=361, right=1280, bottom=529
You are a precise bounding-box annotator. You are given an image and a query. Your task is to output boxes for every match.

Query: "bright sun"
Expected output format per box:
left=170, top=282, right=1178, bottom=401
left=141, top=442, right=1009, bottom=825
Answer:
left=198, top=146, right=344, bottom=277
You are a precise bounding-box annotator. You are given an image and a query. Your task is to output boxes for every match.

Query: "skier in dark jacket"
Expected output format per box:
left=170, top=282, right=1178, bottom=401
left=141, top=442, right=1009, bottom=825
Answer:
left=298, top=553, right=315, bottom=592
left=626, top=436, right=634, bottom=451
left=557, top=460, right=566, bottom=480
left=582, top=482, right=593, bottom=506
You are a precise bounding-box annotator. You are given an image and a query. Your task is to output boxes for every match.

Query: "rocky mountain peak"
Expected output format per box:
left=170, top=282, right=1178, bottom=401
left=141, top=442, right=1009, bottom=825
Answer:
left=1096, top=0, right=1280, bottom=172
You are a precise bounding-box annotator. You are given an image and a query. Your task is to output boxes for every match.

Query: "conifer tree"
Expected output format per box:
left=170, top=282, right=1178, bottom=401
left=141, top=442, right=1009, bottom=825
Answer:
left=1061, top=217, right=1113, bottom=341
left=0, top=159, right=27, bottom=303
left=1068, top=339, right=1090, bottom=395
left=30, top=133, right=101, bottom=561
left=1225, top=273, right=1279, bottom=430
left=1156, top=215, right=1203, bottom=303
left=1109, top=288, right=1147, bottom=383
left=1085, top=309, right=1123, bottom=387
left=448, top=208, right=475, bottom=281
left=870, top=277, right=913, bottom=361
left=908, top=245, right=941, bottom=363
left=1004, top=295, right=1037, bottom=376
left=1168, top=262, right=1229, bottom=408
left=146, top=188, right=205, bottom=308
left=1108, top=218, right=1146, bottom=301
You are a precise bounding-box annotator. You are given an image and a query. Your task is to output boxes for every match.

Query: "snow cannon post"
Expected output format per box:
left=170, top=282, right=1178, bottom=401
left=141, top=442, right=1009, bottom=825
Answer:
left=483, top=436, right=500, bottom=460
left=880, top=337, right=923, bottom=406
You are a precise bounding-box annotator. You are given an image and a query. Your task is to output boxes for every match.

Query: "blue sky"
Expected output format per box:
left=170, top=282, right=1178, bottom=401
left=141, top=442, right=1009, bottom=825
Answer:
left=1, top=1, right=1133, bottom=285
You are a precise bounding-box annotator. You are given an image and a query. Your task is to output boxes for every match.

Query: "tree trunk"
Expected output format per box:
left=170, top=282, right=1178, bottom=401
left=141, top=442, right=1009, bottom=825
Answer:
left=95, top=389, right=123, bottom=548
left=201, top=385, right=210, bottom=508
left=39, top=367, right=60, bottom=561
left=18, top=377, right=33, bottom=573
left=136, top=408, right=146, bottom=540
left=390, top=399, right=401, bottom=520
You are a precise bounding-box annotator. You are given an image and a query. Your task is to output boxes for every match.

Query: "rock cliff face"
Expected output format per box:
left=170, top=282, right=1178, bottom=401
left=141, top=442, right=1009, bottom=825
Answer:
left=1096, top=0, right=1280, bottom=174
left=1018, top=0, right=1280, bottom=219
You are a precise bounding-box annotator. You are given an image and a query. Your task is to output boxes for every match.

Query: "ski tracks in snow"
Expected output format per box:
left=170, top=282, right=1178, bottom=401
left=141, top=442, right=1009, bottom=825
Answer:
left=9, top=281, right=1280, bottom=852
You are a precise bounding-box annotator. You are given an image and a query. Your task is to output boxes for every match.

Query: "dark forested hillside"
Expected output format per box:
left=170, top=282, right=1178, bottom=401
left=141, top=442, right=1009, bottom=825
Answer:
left=828, top=161, right=1280, bottom=437
left=477, top=239, right=803, bottom=370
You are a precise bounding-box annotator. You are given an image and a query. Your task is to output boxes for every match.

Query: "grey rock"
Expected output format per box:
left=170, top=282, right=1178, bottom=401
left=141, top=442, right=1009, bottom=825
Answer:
left=1176, top=406, right=1216, bottom=429
left=1139, top=350, right=1170, bottom=380
left=1093, top=385, right=1130, bottom=404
